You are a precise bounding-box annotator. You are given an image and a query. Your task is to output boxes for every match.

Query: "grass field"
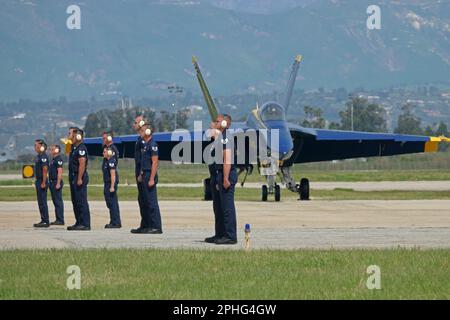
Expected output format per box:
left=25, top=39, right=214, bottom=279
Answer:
left=1, top=185, right=450, bottom=201
left=4, top=168, right=450, bottom=186
left=0, top=249, right=448, bottom=299
left=1, top=155, right=448, bottom=301
left=2, top=150, right=450, bottom=174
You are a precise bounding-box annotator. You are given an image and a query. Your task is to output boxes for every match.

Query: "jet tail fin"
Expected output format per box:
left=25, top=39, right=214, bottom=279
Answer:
left=283, top=55, right=302, bottom=114
left=192, top=56, right=219, bottom=121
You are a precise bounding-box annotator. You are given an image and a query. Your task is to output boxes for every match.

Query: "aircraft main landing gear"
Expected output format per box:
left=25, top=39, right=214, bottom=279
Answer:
left=261, top=183, right=281, bottom=202
left=279, top=166, right=310, bottom=201
left=298, top=178, right=310, bottom=201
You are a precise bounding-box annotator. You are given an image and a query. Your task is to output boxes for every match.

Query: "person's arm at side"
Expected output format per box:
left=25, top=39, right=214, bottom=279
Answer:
left=223, top=148, right=231, bottom=189
left=41, top=165, right=48, bottom=189
left=56, top=167, right=63, bottom=190
left=77, top=158, right=86, bottom=186
left=136, top=143, right=143, bottom=183
left=110, top=169, right=116, bottom=192
left=149, top=155, right=158, bottom=188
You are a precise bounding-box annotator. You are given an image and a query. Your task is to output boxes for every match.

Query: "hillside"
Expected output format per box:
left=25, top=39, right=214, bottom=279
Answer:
left=1, top=0, right=449, bottom=101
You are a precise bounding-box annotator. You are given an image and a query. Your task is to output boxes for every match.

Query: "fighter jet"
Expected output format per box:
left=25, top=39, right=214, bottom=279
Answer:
left=83, top=56, right=449, bottom=201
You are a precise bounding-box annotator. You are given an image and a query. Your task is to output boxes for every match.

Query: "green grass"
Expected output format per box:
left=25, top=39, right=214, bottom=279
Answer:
left=3, top=150, right=450, bottom=174
left=3, top=168, right=450, bottom=187
left=295, top=170, right=450, bottom=182
left=1, top=185, right=450, bottom=201
left=0, top=249, right=448, bottom=299
left=0, top=186, right=204, bottom=201
left=3, top=150, right=450, bottom=186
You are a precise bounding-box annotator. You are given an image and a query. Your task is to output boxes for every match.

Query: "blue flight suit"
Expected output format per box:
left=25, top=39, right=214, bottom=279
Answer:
left=69, top=143, right=91, bottom=227
left=208, top=144, right=225, bottom=238
left=135, top=136, right=147, bottom=228
left=49, top=155, right=64, bottom=223
left=34, top=152, right=49, bottom=224
left=215, top=129, right=238, bottom=241
left=140, top=138, right=162, bottom=230
left=102, top=156, right=121, bottom=226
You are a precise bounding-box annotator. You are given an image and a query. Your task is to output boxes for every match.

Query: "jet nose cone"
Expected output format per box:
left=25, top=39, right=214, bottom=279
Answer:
left=281, top=149, right=294, bottom=161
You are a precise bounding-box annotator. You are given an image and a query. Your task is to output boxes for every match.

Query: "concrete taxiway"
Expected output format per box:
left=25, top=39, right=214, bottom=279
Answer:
left=0, top=200, right=449, bottom=250
left=1, top=181, right=450, bottom=191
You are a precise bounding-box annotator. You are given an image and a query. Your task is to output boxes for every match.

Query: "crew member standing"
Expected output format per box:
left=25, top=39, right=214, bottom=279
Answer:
left=48, top=144, right=64, bottom=225
left=67, top=127, right=78, bottom=224
left=102, top=145, right=122, bottom=228
left=67, top=128, right=91, bottom=231
left=33, top=139, right=50, bottom=228
left=204, top=119, right=225, bottom=243
left=131, top=115, right=147, bottom=232
left=215, top=114, right=238, bottom=245
left=131, top=123, right=162, bottom=234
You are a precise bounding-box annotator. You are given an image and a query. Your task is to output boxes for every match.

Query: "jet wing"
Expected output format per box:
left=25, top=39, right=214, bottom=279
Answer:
left=84, top=120, right=252, bottom=161
left=84, top=131, right=210, bottom=162
left=288, top=124, right=448, bottom=164
left=84, top=126, right=448, bottom=165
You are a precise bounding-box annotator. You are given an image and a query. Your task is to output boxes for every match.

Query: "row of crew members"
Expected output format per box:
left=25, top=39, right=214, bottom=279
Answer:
left=32, top=116, right=237, bottom=245
left=32, top=123, right=163, bottom=234
left=32, top=141, right=64, bottom=227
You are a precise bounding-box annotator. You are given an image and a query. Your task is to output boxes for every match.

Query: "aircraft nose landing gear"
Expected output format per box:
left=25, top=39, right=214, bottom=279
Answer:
left=274, top=184, right=281, bottom=202
left=262, top=185, right=268, bottom=201
left=261, top=183, right=281, bottom=202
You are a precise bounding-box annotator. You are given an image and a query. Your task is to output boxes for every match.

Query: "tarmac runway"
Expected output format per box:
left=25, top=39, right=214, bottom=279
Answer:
left=2, top=180, right=450, bottom=191
left=1, top=200, right=450, bottom=250
left=156, top=181, right=450, bottom=191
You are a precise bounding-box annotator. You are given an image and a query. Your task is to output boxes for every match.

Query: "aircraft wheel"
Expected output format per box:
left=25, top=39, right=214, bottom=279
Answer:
left=299, top=178, right=310, bottom=200
left=262, top=185, right=268, bottom=201
left=203, top=178, right=212, bottom=201
left=274, top=185, right=281, bottom=202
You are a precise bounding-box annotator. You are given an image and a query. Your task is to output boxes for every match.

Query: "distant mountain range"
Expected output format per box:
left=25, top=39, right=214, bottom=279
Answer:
left=206, top=0, right=317, bottom=14
left=1, top=0, right=450, bottom=101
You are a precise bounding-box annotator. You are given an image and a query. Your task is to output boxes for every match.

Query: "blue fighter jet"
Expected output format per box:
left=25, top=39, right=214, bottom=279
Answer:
left=84, top=56, right=449, bottom=201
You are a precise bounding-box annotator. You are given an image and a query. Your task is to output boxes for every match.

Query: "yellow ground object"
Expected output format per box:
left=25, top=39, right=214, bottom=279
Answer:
left=60, top=138, right=72, bottom=154
left=438, top=135, right=450, bottom=142
left=22, top=165, right=34, bottom=178
left=425, top=136, right=450, bottom=153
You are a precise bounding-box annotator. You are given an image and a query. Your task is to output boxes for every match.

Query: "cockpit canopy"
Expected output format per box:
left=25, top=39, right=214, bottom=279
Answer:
left=259, top=102, right=286, bottom=121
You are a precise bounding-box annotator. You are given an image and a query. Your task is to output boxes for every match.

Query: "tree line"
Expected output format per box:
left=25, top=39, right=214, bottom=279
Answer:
left=84, top=106, right=190, bottom=137
left=83, top=97, right=448, bottom=152
left=300, top=97, right=449, bottom=151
